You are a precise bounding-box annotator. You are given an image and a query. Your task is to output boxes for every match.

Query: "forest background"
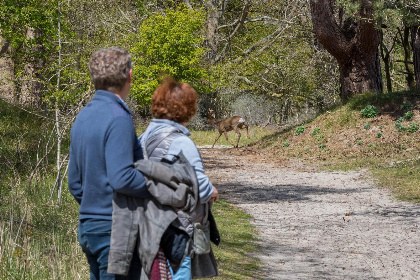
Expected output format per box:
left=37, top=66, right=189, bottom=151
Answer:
left=0, top=0, right=419, bottom=279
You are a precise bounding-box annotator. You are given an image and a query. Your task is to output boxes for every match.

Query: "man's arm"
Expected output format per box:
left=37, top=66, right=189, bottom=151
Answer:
left=105, top=116, right=149, bottom=197
left=68, top=146, right=83, bottom=204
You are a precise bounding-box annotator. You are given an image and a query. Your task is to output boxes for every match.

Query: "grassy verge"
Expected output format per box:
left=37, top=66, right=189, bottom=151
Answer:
left=190, top=125, right=275, bottom=147
left=209, top=200, right=261, bottom=280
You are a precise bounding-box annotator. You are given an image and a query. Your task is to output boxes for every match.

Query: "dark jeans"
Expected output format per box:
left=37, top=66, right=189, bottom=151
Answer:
left=78, top=219, right=142, bottom=280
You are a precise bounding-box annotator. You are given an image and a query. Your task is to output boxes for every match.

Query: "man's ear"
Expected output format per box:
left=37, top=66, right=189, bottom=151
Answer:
left=128, top=68, right=133, bottom=83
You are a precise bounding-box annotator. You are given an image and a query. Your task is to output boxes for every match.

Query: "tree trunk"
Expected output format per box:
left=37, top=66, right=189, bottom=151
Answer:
left=401, top=27, right=416, bottom=89
left=204, top=0, right=220, bottom=62
left=0, top=36, right=15, bottom=102
left=309, top=0, right=383, bottom=100
left=412, top=25, right=420, bottom=89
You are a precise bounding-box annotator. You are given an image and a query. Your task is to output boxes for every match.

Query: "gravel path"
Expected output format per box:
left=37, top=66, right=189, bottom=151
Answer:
left=200, top=147, right=420, bottom=280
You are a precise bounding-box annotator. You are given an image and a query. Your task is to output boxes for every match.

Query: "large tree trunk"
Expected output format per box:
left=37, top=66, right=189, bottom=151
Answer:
left=204, top=0, right=221, bottom=62
left=309, top=0, right=383, bottom=100
left=412, top=25, right=420, bottom=89
left=0, top=36, right=15, bottom=102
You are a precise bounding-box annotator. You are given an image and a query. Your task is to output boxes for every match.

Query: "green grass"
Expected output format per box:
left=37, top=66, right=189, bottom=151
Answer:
left=190, top=126, right=274, bottom=147
left=373, top=159, right=420, bottom=202
left=209, top=200, right=261, bottom=280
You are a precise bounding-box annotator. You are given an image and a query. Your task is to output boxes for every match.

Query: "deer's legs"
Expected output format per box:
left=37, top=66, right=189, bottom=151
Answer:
left=234, top=130, right=241, bottom=148
left=212, top=132, right=223, bottom=148
left=238, top=123, right=249, bottom=138
left=223, top=131, right=235, bottom=147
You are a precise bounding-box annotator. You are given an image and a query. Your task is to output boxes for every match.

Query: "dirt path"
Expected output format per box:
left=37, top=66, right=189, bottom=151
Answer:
left=200, top=147, right=420, bottom=280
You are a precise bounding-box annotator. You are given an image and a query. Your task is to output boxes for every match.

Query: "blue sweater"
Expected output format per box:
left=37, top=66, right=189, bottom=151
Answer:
left=68, top=90, right=148, bottom=220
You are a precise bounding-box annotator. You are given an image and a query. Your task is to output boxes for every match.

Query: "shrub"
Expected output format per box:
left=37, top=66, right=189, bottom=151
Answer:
left=407, top=122, right=419, bottom=133
left=312, top=127, right=321, bottom=136
left=401, top=102, right=413, bottom=110
left=316, top=133, right=325, bottom=142
left=295, top=126, right=305, bottom=135
left=404, top=111, right=414, bottom=121
left=376, top=132, right=383, bottom=138
left=361, top=105, right=379, bottom=118
left=282, top=141, right=290, bottom=147
left=395, top=117, right=406, bottom=132
left=363, top=123, right=371, bottom=130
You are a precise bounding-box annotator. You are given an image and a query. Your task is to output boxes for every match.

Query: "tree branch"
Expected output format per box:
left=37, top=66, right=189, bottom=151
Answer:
left=215, top=0, right=251, bottom=62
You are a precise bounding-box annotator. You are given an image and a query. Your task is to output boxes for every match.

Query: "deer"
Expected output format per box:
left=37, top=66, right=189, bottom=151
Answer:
left=207, top=109, right=249, bottom=148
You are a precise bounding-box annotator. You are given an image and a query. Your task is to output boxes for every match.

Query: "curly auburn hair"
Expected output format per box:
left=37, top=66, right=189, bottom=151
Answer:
left=88, top=47, right=132, bottom=92
left=151, top=77, right=198, bottom=124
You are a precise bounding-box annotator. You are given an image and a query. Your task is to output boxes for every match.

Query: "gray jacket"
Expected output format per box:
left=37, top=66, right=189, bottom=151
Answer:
left=107, top=152, right=199, bottom=278
left=142, top=126, right=219, bottom=278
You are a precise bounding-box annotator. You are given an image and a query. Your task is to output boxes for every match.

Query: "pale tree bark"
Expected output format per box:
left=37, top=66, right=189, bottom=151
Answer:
left=204, top=0, right=221, bottom=62
left=19, top=27, right=46, bottom=107
left=0, top=36, right=15, bottom=102
left=204, top=0, right=252, bottom=63
left=309, top=0, right=383, bottom=100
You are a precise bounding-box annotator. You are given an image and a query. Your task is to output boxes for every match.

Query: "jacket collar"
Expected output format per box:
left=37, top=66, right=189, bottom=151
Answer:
left=94, top=90, right=134, bottom=115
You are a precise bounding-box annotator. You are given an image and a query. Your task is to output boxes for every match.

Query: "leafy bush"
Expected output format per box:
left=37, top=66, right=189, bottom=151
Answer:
left=316, top=133, right=325, bottom=142
left=312, top=127, right=321, bottom=136
left=282, top=141, right=290, bottom=147
left=295, top=126, right=305, bottom=135
left=361, top=105, right=380, bottom=118
left=376, top=132, right=383, bottom=138
left=401, top=102, right=413, bottom=110
left=404, top=111, right=414, bottom=120
left=363, top=123, right=371, bottom=130
left=130, top=6, right=207, bottom=105
left=395, top=117, right=406, bottom=132
left=407, top=122, right=419, bottom=133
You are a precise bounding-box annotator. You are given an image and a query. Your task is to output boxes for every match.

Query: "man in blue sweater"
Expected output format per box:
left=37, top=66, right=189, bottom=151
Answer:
left=68, top=47, right=148, bottom=279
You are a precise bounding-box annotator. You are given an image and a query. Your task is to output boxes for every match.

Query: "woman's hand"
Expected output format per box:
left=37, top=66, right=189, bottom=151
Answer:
left=209, top=186, right=219, bottom=202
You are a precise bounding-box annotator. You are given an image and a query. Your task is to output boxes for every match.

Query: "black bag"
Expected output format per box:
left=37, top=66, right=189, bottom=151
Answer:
left=208, top=209, right=220, bottom=246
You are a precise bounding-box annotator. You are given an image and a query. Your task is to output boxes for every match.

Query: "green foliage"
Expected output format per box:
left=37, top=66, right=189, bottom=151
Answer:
left=363, top=123, right=371, bottom=130
left=404, top=111, right=414, bottom=120
left=295, top=125, right=305, bottom=135
left=361, top=105, right=380, bottom=118
left=282, top=141, right=290, bottom=147
left=377, top=132, right=383, bottom=138
left=312, top=127, right=321, bottom=136
left=130, top=6, right=208, bottom=106
left=407, top=122, right=419, bottom=133
left=316, top=133, right=325, bottom=142
left=402, top=102, right=413, bottom=110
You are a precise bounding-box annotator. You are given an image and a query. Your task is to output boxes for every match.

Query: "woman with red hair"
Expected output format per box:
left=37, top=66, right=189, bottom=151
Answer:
left=139, top=77, right=219, bottom=279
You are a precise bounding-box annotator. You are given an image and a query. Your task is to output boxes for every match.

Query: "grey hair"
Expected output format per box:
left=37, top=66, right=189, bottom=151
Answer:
left=88, top=47, right=132, bottom=92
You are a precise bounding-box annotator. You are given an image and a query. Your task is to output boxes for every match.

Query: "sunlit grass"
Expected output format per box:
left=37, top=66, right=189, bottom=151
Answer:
left=190, top=126, right=276, bottom=147
left=209, top=200, right=262, bottom=280
left=373, top=159, right=420, bottom=203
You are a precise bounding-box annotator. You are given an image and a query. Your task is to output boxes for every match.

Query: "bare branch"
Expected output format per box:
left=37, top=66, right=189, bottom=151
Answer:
left=215, top=0, right=252, bottom=62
